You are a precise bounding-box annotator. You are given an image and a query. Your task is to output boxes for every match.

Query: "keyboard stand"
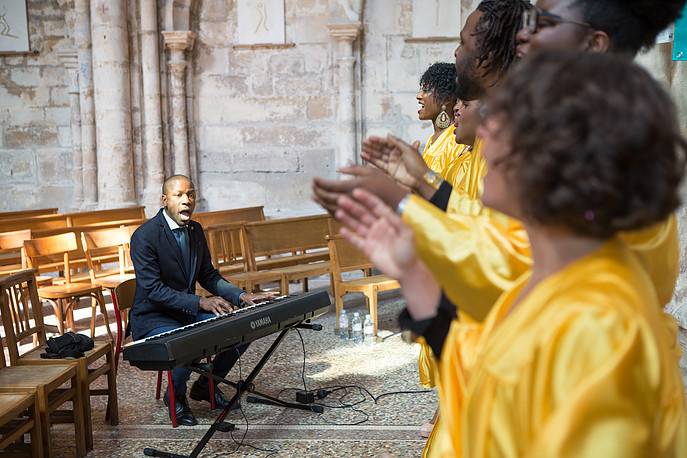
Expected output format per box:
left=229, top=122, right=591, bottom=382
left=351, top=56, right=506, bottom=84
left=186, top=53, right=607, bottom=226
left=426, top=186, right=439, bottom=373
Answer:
left=143, top=322, right=320, bottom=458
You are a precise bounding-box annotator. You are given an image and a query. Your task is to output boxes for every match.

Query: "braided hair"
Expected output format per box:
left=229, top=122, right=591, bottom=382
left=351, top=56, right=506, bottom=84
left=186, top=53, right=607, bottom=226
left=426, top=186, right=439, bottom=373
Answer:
left=573, top=0, right=687, bottom=55
left=420, top=63, right=458, bottom=106
left=474, top=0, right=530, bottom=78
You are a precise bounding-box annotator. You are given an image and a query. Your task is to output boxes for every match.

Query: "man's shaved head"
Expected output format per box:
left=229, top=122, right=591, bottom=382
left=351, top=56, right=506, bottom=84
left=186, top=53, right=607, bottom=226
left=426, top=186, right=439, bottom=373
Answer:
left=163, top=175, right=194, bottom=196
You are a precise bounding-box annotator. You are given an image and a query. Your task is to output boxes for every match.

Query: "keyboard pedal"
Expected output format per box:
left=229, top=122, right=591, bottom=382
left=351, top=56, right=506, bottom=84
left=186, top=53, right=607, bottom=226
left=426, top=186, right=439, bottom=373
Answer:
left=214, top=421, right=235, bottom=432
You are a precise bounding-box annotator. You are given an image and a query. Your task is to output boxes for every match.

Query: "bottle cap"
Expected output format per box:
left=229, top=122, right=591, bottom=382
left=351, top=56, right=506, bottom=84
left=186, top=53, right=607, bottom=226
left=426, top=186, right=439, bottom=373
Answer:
left=353, top=312, right=360, bottom=316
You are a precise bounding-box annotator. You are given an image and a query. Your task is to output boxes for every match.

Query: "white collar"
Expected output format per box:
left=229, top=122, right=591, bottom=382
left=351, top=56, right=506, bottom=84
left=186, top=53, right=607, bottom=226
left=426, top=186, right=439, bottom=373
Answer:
left=162, top=208, right=185, bottom=231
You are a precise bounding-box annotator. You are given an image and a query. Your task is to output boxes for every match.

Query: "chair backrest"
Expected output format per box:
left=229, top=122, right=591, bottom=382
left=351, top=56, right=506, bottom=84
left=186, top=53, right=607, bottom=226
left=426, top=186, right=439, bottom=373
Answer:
left=205, top=223, right=246, bottom=269
left=326, top=235, right=372, bottom=280
left=241, top=214, right=330, bottom=270
left=193, top=206, right=265, bottom=228
left=0, top=208, right=58, bottom=221
left=0, top=229, right=32, bottom=270
left=0, top=269, right=47, bottom=365
left=113, top=278, right=136, bottom=312
left=81, top=226, right=132, bottom=278
left=23, top=232, right=83, bottom=283
left=65, top=206, right=146, bottom=227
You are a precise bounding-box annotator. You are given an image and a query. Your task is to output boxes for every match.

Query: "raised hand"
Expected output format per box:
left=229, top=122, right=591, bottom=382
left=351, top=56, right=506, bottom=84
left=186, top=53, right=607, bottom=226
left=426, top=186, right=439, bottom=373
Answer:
left=336, top=188, right=441, bottom=320
left=361, top=135, right=431, bottom=191
left=312, top=166, right=408, bottom=216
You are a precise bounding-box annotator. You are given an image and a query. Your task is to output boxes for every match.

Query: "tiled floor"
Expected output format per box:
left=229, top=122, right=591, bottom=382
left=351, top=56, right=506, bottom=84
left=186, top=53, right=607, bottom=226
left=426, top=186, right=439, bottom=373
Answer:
left=51, top=281, right=435, bottom=457
left=41, top=277, right=687, bottom=457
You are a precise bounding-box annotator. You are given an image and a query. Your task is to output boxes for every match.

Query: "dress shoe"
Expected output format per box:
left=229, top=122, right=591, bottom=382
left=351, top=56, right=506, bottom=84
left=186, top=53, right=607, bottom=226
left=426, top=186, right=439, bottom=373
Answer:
left=163, top=391, right=198, bottom=426
left=189, top=380, right=240, bottom=411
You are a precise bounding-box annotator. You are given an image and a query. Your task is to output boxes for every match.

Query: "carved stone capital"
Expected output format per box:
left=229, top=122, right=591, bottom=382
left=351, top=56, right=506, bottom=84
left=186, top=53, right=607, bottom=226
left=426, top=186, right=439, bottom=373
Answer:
left=162, top=30, right=197, bottom=52
left=168, top=61, right=187, bottom=79
left=328, top=22, right=362, bottom=42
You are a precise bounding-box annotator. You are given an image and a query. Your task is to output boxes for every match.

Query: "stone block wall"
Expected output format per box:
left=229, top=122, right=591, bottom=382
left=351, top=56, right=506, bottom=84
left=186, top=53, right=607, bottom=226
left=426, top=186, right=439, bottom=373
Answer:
left=0, top=0, right=73, bottom=211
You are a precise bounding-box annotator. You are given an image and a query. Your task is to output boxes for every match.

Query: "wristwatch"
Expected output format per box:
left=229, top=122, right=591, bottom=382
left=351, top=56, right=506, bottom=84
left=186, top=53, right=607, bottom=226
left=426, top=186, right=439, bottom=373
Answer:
left=422, top=170, right=443, bottom=191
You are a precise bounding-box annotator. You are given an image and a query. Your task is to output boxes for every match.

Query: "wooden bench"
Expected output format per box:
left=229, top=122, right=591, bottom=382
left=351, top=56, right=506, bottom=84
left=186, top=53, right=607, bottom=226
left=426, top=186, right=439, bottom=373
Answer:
left=0, top=214, right=69, bottom=233
left=64, top=206, right=146, bottom=228
left=193, top=205, right=265, bottom=228
left=234, top=215, right=333, bottom=293
left=0, top=208, right=58, bottom=220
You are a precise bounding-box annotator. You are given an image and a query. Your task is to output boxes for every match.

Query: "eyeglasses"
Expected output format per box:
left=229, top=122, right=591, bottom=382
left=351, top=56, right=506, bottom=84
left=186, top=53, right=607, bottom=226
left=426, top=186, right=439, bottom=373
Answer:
left=521, top=6, right=592, bottom=34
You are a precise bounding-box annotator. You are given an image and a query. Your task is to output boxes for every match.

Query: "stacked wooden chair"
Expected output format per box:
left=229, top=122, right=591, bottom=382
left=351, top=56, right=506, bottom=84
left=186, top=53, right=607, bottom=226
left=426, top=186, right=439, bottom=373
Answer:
left=23, top=232, right=114, bottom=341
left=0, top=269, right=118, bottom=454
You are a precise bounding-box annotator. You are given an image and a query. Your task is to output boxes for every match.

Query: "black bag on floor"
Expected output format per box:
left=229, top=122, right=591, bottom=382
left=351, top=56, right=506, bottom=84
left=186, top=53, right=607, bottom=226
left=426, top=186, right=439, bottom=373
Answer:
left=40, top=332, right=95, bottom=359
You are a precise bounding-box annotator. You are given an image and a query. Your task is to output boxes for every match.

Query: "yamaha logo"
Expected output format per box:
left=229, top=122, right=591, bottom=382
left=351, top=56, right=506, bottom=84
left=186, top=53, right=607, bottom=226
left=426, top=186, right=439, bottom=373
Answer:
left=250, top=316, right=272, bottom=330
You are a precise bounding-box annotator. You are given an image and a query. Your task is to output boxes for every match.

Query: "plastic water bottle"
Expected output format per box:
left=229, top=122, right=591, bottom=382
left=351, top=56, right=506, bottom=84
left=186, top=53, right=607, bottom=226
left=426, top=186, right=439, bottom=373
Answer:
left=363, top=314, right=374, bottom=345
left=339, top=310, right=349, bottom=340
left=351, top=312, right=363, bottom=343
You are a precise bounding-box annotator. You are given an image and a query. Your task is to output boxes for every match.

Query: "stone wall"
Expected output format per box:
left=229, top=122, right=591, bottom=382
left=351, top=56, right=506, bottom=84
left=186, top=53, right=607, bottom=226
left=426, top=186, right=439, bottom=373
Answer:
left=0, top=0, right=73, bottom=211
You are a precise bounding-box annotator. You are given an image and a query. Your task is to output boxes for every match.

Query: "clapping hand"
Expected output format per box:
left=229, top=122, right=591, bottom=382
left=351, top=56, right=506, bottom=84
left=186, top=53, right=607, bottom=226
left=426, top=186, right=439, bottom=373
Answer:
left=361, top=135, right=431, bottom=192
left=336, top=188, right=441, bottom=320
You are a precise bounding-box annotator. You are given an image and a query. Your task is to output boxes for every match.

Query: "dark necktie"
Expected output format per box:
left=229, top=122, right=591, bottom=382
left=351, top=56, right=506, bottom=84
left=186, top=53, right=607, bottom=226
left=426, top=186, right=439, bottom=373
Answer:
left=172, top=226, right=191, bottom=273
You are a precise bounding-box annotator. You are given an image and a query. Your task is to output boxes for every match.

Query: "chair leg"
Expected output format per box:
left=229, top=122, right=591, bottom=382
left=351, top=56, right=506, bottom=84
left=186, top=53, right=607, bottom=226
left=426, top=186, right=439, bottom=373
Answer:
left=335, top=292, right=344, bottom=332
left=92, top=291, right=114, bottom=341
left=47, top=298, right=65, bottom=335
left=36, top=388, right=52, bottom=458
left=369, top=288, right=379, bottom=337
left=167, top=371, right=178, bottom=428
left=302, top=277, right=309, bottom=292
left=66, top=298, right=77, bottom=333
left=112, top=293, right=123, bottom=373
left=29, top=396, right=43, bottom=458
left=77, top=360, right=93, bottom=452
left=71, top=373, right=88, bottom=457
left=105, top=346, right=119, bottom=425
left=156, top=371, right=162, bottom=400
left=89, top=295, right=97, bottom=337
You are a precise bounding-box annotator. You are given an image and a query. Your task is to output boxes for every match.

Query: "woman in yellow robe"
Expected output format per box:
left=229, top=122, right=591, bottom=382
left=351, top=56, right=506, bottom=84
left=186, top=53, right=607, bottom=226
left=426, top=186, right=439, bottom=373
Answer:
left=335, top=52, right=687, bottom=457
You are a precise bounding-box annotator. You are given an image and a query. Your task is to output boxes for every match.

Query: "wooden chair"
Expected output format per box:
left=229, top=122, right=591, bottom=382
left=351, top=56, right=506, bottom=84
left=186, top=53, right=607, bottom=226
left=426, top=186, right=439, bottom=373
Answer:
left=0, top=269, right=118, bottom=453
left=327, top=235, right=399, bottom=336
left=0, top=335, right=86, bottom=457
left=0, top=208, right=58, bottom=220
left=0, top=230, right=53, bottom=287
left=206, top=223, right=246, bottom=275
left=23, top=232, right=114, bottom=341
left=112, top=278, right=136, bottom=371
left=81, top=226, right=136, bottom=316
left=0, top=392, right=42, bottom=457
left=113, top=278, right=213, bottom=427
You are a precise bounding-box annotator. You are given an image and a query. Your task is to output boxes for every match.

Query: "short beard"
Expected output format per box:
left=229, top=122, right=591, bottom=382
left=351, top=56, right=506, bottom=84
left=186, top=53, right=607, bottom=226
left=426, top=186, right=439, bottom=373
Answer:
left=456, top=56, right=485, bottom=101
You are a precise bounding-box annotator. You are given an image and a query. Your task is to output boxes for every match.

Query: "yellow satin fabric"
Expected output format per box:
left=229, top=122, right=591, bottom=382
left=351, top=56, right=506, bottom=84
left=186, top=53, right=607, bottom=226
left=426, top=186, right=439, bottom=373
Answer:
left=428, top=239, right=687, bottom=457
left=418, top=136, right=477, bottom=388
left=404, top=144, right=679, bottom=319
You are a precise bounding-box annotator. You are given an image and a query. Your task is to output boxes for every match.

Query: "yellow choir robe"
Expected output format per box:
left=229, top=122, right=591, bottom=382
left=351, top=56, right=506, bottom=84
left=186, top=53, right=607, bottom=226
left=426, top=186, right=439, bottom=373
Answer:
left=403, top=146, right=679, bottom=319
left=410, top=141, right=679, bottom=454
left=418, top=133, right=475, bottom=387
left=428, top=239, right=687, bottom=457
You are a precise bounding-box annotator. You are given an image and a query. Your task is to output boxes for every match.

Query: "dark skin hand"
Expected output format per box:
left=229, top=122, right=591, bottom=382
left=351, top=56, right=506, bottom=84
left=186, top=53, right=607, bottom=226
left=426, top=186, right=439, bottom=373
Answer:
left=361, top=135, right=438, bottom=200
left=312, top=166, right=409, bottom=216
left=199, top=291, right=280, bottom=316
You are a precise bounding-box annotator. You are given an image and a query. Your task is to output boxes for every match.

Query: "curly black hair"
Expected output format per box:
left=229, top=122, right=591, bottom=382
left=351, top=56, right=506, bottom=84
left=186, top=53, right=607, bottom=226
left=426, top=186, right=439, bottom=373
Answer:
left=486, top=51, right=686, bottom=238
left=420, top=63, right=458, bottom=106
left=574, top=0, right=687, bottom=55
left=474, top=0, right=530, bottom=79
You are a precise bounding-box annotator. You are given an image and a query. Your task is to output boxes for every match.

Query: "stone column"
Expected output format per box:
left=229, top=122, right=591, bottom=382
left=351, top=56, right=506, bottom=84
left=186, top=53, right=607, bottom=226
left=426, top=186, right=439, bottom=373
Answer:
left=74, top=0, right=98, bottom=208
left=140, top=0, right=165, bottom=211
left=328, top=23, right=362, bottom=170
left=162, top=31, right=196, bottom=177
left=91, top=0, right=136, bottom=207
left=57, top=50, right=84, bottom=210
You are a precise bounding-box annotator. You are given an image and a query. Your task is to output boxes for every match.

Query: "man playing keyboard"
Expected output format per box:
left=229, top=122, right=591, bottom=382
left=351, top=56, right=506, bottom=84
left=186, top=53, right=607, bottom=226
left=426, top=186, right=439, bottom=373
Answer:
left=129, top=174, right=276, bottom=426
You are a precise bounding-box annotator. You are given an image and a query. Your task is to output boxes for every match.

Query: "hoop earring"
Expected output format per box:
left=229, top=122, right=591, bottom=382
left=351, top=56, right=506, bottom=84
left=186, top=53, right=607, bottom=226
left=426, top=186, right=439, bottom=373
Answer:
left=435, top=104, right=452, bottom=130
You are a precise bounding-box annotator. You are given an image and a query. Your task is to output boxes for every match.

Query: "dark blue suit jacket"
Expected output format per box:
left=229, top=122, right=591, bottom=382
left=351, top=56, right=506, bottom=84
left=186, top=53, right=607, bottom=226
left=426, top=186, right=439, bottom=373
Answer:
left=129, top=209, right=245, bottom=340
